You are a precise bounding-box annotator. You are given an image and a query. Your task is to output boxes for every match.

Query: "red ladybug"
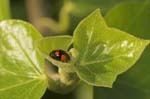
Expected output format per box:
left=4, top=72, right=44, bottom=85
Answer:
left=49, top=49, right=70, bottom=62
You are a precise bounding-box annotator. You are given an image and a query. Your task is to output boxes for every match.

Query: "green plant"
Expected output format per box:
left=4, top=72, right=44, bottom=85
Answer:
left=0, top=1, right=150, bottom=99
left=94, top=2, right=150, bottom=99
left=0, top=0, right=10, bottom=20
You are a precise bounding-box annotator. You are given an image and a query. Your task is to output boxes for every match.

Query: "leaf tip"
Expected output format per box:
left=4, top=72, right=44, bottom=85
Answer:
left=95, top=8, right=101, bottom=13
left=141, top=39, right=150, bottom=48
left=146, top=40, right=150, bottom=45
left=90, top=8, right=101, bottom=17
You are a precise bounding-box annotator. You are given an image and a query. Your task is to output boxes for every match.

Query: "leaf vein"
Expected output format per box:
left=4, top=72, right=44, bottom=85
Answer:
left=81, top=13, right=98, bottom=61
left=10, top=34, right=41, bottom=75
left=0, top=79, right=38, bottom=91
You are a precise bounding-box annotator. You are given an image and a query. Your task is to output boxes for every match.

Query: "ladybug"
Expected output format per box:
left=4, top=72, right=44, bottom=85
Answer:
left=49, top=49, right=70, bottom=62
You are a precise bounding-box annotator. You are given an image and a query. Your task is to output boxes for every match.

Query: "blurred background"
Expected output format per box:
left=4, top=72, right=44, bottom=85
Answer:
left=4, top=0, right=150, bottom=99
left=10, top=0, right=143, bottom=36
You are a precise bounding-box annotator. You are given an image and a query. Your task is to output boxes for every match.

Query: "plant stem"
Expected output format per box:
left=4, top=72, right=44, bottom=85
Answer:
left=74, top=83, right=93, bottom=99
left=45, top=61, right=79, bottom=94
left=0, top=0, right=11, bottom=20
left=25, top=0, right=45, bottom=33
left=26, top=0, right=75, bottom=35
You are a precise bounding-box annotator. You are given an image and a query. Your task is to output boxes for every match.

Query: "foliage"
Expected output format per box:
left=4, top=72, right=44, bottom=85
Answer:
left=0, top=20, right=47, bottom=99
left=94, top=2, right=150, bottom=99
left=0, top=0, right=150, bottom=99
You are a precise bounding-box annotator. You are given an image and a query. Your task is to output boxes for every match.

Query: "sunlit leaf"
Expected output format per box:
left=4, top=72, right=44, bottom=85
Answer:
left=0, top=20, right=47, bottom=99
left=94, top=2, right=150, bottom=99
left=73, top=9, right=149, bottom=87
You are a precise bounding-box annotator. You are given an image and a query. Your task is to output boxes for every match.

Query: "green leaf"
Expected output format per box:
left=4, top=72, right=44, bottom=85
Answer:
left=36, top=36, right=74, bottom=72
left=0, top=20, right=47, bottom=99
left=105, top=2, right=150, bottom=39
left=94, top=2, right=150, bottom=99
left=73, top=9, right=149, bottom=87
left=36, top=36, right=72, bottom=55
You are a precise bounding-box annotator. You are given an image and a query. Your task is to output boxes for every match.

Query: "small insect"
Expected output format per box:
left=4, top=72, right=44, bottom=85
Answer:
left=49, top=49, right=70, bottom=62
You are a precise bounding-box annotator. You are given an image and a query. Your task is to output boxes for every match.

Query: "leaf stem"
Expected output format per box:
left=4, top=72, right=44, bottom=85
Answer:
left=0, top=0, right=11, bottom=20
left=74, top=83, right=93, bottom=99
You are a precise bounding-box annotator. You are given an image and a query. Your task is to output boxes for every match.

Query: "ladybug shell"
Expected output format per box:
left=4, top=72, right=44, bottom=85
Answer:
left=49, top=50, right=70, bottom=62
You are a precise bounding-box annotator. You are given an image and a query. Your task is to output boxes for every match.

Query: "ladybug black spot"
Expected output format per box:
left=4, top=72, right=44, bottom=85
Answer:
left=49, top=49, right=70, bottom=62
